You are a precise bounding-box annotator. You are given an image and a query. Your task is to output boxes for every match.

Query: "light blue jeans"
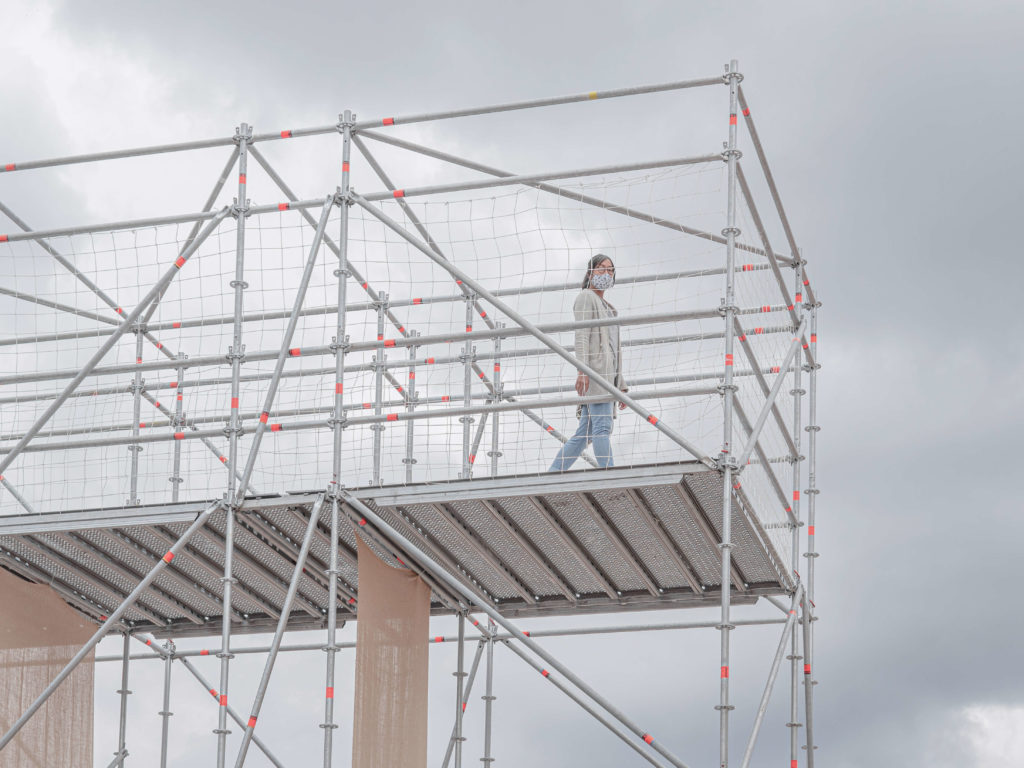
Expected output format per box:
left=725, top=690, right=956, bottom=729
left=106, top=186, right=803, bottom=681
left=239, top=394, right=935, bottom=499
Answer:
left=548, top=402, right=614, bottom=471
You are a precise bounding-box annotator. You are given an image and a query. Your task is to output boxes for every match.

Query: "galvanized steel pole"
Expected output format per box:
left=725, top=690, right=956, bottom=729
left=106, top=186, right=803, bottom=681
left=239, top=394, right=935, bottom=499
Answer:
left=718, top=58, right=743, bottom=768
left=404, top=330, right=419, bottom=482
left=455, top=612, right=467, bottom=768
left=482, top=622, right=496, bottom=768
left=372, top=291, right=388, bottom=484
left=114, top=632, right=131, bottom=767
left=158, top=640, right=174, bottom=768
left=441, top=639, right=486, bottom=768
left=490, top=325, right=504, bottom=476
left=171, top=355, right=186, bottom=501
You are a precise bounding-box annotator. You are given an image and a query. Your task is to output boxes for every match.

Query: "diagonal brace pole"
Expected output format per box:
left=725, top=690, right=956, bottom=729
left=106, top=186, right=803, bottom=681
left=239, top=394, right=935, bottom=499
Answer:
left=735, top=319, right=807, bottom=468
left=352, top=194, right=713, bottom=469
left=232, top=496, right=324, bottom=768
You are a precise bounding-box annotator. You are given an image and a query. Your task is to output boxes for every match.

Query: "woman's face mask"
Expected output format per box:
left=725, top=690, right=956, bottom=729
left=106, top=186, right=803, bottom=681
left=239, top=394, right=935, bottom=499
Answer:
left=590, top=271, right=614, bottom=290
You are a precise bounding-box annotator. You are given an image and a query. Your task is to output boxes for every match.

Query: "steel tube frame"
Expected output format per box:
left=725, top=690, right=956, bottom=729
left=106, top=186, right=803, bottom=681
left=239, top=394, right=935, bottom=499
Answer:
left=0, top=209, right=229, bottom=478
left=0, top=500, right=221, bottom=750
left=0, top=476, right=37, bottom=514
left=372, top=292, right=388, bottom=484
left=232, top=497, right=324, bottom=768
left=352, top=193, right=714, bottom=470
left=341, top=491, right=691, bottom=768
left=454, top=613, right=466, bottom=768
left=441, top=639, right=485, bottom=768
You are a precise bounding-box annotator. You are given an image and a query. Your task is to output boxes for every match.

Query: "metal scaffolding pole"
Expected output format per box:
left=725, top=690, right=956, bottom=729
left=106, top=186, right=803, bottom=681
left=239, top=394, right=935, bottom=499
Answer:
left=352, top=194, right=713, bottom=469
left=372, top=291, right=388, bottom=484
left=481, top=621, right=496, bottom=768
left=342, top=491, right=690, bottom=768
left=0, top=501, right=221, bottom=750
left=803, top=302, right=820, bottom=765
left=0, top=209, right=229, bottom=478
left=171, top=355, right=186, bottom=501
left=323, top=108, right=354, bottom=767
left=440, top=639, right=485, bottom=768
left=404, top=330, right=419, bottom=482
left=461, top=297, right=475, bottom=478
left=159, top=640, right=174, bottom=768
left=455, top=613, right=467, bottom=768
left=717, top=59, right=743, bottom=768
left=232, top=497, right=324, bottom=768
left=128, top=330, right=144, bottom=505
left=489, top=325, right=504, bottom=477
left=788, top=261, right=806, bottom=764
left=216, top=121, right=251, bottom=768
left=114, top=632, right=131, bottom=768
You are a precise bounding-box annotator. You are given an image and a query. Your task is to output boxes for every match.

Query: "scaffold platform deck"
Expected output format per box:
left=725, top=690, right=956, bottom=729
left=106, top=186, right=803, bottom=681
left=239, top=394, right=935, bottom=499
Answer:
left=0, top=461, right=791, bottom=638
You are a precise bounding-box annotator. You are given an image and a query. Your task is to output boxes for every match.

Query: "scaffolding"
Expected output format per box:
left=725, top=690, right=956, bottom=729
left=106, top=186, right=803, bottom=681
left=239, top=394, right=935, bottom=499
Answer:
left=0, top=60, right=821, bottom=767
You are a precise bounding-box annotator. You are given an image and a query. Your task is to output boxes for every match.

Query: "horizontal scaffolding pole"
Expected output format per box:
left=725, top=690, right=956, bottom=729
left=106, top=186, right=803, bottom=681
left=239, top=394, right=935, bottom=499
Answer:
left=0, top=385, right=716, bottom=455
left=93, top=616, right=786, bottom=662
left=0, top=264, right=769, bottom=349
left=360, top=153, right=722, bottom=202
left=0, top=76, right=721, bottom=176
left=0, top=306, right=732, bottom=387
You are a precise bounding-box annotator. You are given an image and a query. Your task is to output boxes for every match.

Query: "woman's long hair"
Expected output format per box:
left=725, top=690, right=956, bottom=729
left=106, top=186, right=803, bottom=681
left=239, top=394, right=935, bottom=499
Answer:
left=581, top=253, right=615, bottom=289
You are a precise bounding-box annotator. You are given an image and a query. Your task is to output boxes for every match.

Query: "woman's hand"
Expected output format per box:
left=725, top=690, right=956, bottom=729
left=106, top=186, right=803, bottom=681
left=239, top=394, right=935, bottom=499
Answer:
left=575, top=372, right=589, bottom=396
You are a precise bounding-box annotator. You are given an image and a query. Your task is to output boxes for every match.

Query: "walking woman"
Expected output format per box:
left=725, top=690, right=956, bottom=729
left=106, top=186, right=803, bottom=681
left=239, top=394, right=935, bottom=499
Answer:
left=549, top=254, right=627, bottom=471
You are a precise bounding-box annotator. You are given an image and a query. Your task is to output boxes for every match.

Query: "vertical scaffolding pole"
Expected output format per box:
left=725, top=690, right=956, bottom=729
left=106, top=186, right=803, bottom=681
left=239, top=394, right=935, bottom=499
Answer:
left=404, top=330, right=420, bottom=482
left=114, top=632, right=131, bottom=767
left=803, top=302, right=820, bottom=765
left=218, top=121, right=251, bottom=768
left=372, top=291, right=388, bottom=484
left=170, top=354, right=186, bottom=501
left=441, top=640, right=485, bottom=768
left=481, top=621, right=496, bottom=767
left=489, top=325, right=504, bottom=477
left=718, top=58, right=743, bottom=768
left=323, top=108, right=354, bottom=766
left=454, top=612, right=467, bottom=768
left=128, top=330, right=144, bottom=505
left=159, top=640, right=174, bottom=768
left=788, top=260, right=805, bottom=762
left=461, top=296, right=475, bottom=478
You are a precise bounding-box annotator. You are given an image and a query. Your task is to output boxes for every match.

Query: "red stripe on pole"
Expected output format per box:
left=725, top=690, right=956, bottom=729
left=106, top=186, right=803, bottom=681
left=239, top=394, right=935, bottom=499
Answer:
left=270, top=423, right=282, bottom=432
left=426, top=357, right=435, bottom=364
left=434, top=636, right=444, bottom=643
left=335, top=383, right=344, bottom=394
left=209, top=688, right=217, bottom=697
left=361, top=282, right=368, bottom=289
left=153, top=402, right=160, bottom=408
left=725, top=354, right=734, bottom=366
left=200, top=649, right=209, bottom=655
left=173, top=432, right=185, bottom=440
left=278, top=202, right=289, bottom=211
left=136, top=357, right=142, bottom=364
left=804, top=664, right=811, bottom=675
left=811, top=334, right=817, bottom=343
left=398, top=325, right=405, bottom=333
left=762, top=304, right=771, bottom=312
left=465, top=325, right=473, bottom=333
left=791, top=761, right=797, bottom=768
left=280, top=130, right=292, bottom=138
left=383, top=117, right=395, bottom=125
left=220, top=694, right=227, bottom=706
left=468, top=454, right=476, bottom=463
left=231, top=397, right=239, bottom=409
left=493, top=364, right=500, bottom=372
left=770, top=366, right=780, bottom=373
left=174, top=256, right=185, bottom=269
left=643, top=734, right=654, bottom=745
left=743, top=107, right=751, bottom=116
left=395, top=385, right=403, bottom=393
left=289, top=347, right=301, bottom=356
left=393, top=189, right=405, bottom=198
left=738, top=334, right=746, bottom=342
left=162, top=551, right=175, bottom=563
left=408, top=372, right=415, bottom=380
left=803, top=279, right=809, bottom=286
left=116, top=307, right=124, bottom=314
left=721, top=665, right=729, bottom=678
left=742, top=263, right=752, bottom=271
left=239, top=173, right=246, bottom=184
left=755, top=327, right=763, bottom=334
left=729, top=114, right=737, bottom=125
left=248, top=716, right=257, bottom=728
left=477, top=371, right=484, bottom=378
left=541, top=669, right=549, bottom=677
left=545, top=425, right=554, bottom=432
left=172, top=322, right=181, bottom=329
left=462, top=701, right=467, bottom=712
left=326, top=686, right=334, bottom=699
left=219, top=456, right=227, bottom=463
left=647, top=415, right=659, bottom=425
left=479, top=309, right=487, bottom=318
left=139, top=422, right=146, bottom=428
left=386, top=413, right=398, bottom=421
left=259, top=412, right=269, bottom=424
left=342, top=161, right=350, bottom=172
left=796, top=292, right=803, bottom=303
left=413, top=297, right=422, bottom=304
left=441, top=395, right=450, bottom=402
left=358, top=518, right=366, bottom=526
left=3, top=164, right=14, bottom=171
left=0, top=235, right=8, bottom=242
left=793, top=490, right=800, bottom=500
left=808, top=525, right=815, bottom=535
left=384, top=339, right=395, bottom=347
left=362, top=402, right=371, bottom=409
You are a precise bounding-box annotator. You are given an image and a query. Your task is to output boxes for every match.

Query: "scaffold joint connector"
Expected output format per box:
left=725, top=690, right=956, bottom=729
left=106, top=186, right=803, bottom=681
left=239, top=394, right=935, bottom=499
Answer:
left=230, top=198, right=252, bottom=218
left=720, top=148, right=742, bottom=162
left=716, top=453, right=739, bottom=472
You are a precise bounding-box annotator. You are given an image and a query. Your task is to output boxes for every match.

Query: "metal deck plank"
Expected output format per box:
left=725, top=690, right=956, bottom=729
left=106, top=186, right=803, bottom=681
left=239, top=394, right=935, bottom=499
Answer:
left=623, top=488, right=704, bottom=594
left=671, top=482, right=747, bottom=592
left=575, top=492, right=661, bottom=597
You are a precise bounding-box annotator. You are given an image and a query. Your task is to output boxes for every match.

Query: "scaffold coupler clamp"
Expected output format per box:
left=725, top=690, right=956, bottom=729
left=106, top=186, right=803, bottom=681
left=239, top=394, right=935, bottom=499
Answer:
left=230, top=196, right=251, bottom=219
left=233, top=123, right=254, bottom=144
left=717, top=300, right=738, bottom=317
left=716, top=452, right=740, bottom=473
left=329, top=334, right=351, bottom=355
left=336, top=111, right=357, bottom=133
left=722, top=63, right=744, bottom=83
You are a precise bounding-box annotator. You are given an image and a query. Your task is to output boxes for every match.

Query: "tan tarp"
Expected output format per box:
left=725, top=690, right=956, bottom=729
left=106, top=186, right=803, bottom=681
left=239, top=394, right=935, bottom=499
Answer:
left=0, top=568, right=95, bottom=768
left=351, top=537, right=431, bottom=768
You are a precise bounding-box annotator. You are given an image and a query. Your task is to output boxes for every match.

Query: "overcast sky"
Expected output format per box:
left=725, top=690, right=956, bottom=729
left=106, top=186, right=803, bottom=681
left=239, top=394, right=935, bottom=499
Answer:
left=2, top=1, right=1023, bottom=766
